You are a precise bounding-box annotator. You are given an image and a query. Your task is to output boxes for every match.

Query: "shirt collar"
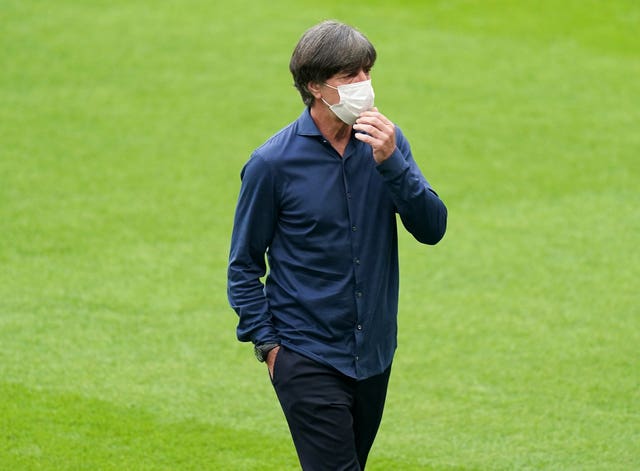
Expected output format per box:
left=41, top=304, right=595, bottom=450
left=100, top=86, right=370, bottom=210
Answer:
left=296, top=107, right=323, bottom=137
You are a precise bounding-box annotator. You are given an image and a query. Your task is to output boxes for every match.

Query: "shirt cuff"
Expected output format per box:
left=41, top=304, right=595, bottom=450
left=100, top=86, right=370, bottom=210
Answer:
left=375, top=147, right=408, bottom=179
left=251, top=325, right=280, bottom=346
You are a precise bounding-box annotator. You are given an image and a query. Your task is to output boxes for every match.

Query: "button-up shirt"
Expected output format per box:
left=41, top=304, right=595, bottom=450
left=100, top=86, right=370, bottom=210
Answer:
left=227, top=108, right=447, bottom=379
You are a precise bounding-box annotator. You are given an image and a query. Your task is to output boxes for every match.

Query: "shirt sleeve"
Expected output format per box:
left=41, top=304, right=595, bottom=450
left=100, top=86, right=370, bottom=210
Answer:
left=375, top=129, right=447, bottom=245
left=227, top=152, right=280, bottom=345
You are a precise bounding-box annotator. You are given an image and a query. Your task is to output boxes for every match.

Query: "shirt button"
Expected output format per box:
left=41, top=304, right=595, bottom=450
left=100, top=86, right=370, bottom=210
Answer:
left=357, top=324, right=363, bottom=331
left=346, top=192, right=352, bottom=199
left=352, top=225, right=357, bottom=232
left=355, top=291, right=363, bottom=298
left=354, top=257, right=360, bottom=265
left=355, top=355, right=359, bottom=361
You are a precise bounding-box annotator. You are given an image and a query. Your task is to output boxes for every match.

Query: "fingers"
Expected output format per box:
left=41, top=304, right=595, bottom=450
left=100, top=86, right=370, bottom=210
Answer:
left=353, top=120, right=391, bottom=139
left=354, top=109, right=394, bottom=136
left=358, top=107, right=394, bottom=127
left=353, top=109, right=396, bottom=163
left=353, top=130, right=389, bottom=152
left=353, top=109, right=395, bottom=143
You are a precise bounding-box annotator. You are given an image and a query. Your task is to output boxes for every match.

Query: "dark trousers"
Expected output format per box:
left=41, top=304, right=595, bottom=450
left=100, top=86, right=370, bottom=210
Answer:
left=271, top=347, right=392, bottom=471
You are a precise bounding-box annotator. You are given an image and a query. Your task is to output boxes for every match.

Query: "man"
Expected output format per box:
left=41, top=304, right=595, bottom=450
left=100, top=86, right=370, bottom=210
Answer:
left=227, top=20, right=447, bottom=470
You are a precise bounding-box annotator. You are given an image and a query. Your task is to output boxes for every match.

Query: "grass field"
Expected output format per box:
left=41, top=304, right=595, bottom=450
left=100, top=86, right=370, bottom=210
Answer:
left=1, top=0, right=639, bottom=469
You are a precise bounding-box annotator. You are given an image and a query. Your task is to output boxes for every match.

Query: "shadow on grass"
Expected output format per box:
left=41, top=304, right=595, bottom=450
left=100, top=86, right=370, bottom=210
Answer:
left=0, top=382, right=298, bottom=470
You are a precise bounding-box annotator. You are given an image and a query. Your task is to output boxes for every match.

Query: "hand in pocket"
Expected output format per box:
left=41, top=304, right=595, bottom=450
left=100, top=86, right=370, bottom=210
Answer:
left=266, top=345, right=281, bottom=380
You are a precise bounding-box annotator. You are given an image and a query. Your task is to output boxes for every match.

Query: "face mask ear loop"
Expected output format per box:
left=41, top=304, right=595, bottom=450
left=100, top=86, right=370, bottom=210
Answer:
left=316, top=83, right=338, bottom=108
left=320, top=83, right=340, bottom=108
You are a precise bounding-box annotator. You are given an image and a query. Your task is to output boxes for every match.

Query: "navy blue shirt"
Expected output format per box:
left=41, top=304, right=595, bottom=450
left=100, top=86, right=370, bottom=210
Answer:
left=227, top=108, right=447, bottom=379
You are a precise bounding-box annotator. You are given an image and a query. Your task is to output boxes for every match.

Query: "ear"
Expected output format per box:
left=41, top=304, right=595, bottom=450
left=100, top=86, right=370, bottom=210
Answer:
left=307, top=81, right=323, bottom=99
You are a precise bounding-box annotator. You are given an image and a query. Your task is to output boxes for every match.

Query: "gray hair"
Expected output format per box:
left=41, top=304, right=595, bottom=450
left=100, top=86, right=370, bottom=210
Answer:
left=289, top=20, right=377, bottom=106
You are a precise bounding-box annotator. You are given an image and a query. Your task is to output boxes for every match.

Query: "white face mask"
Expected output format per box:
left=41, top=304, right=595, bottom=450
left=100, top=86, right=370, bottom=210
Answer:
left=321, top=79, right=375, bottom=125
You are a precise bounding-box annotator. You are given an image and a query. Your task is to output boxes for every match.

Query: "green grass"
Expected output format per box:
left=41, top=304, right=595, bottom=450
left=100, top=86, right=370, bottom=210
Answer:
left=1, top=0, right=638, bottom=469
